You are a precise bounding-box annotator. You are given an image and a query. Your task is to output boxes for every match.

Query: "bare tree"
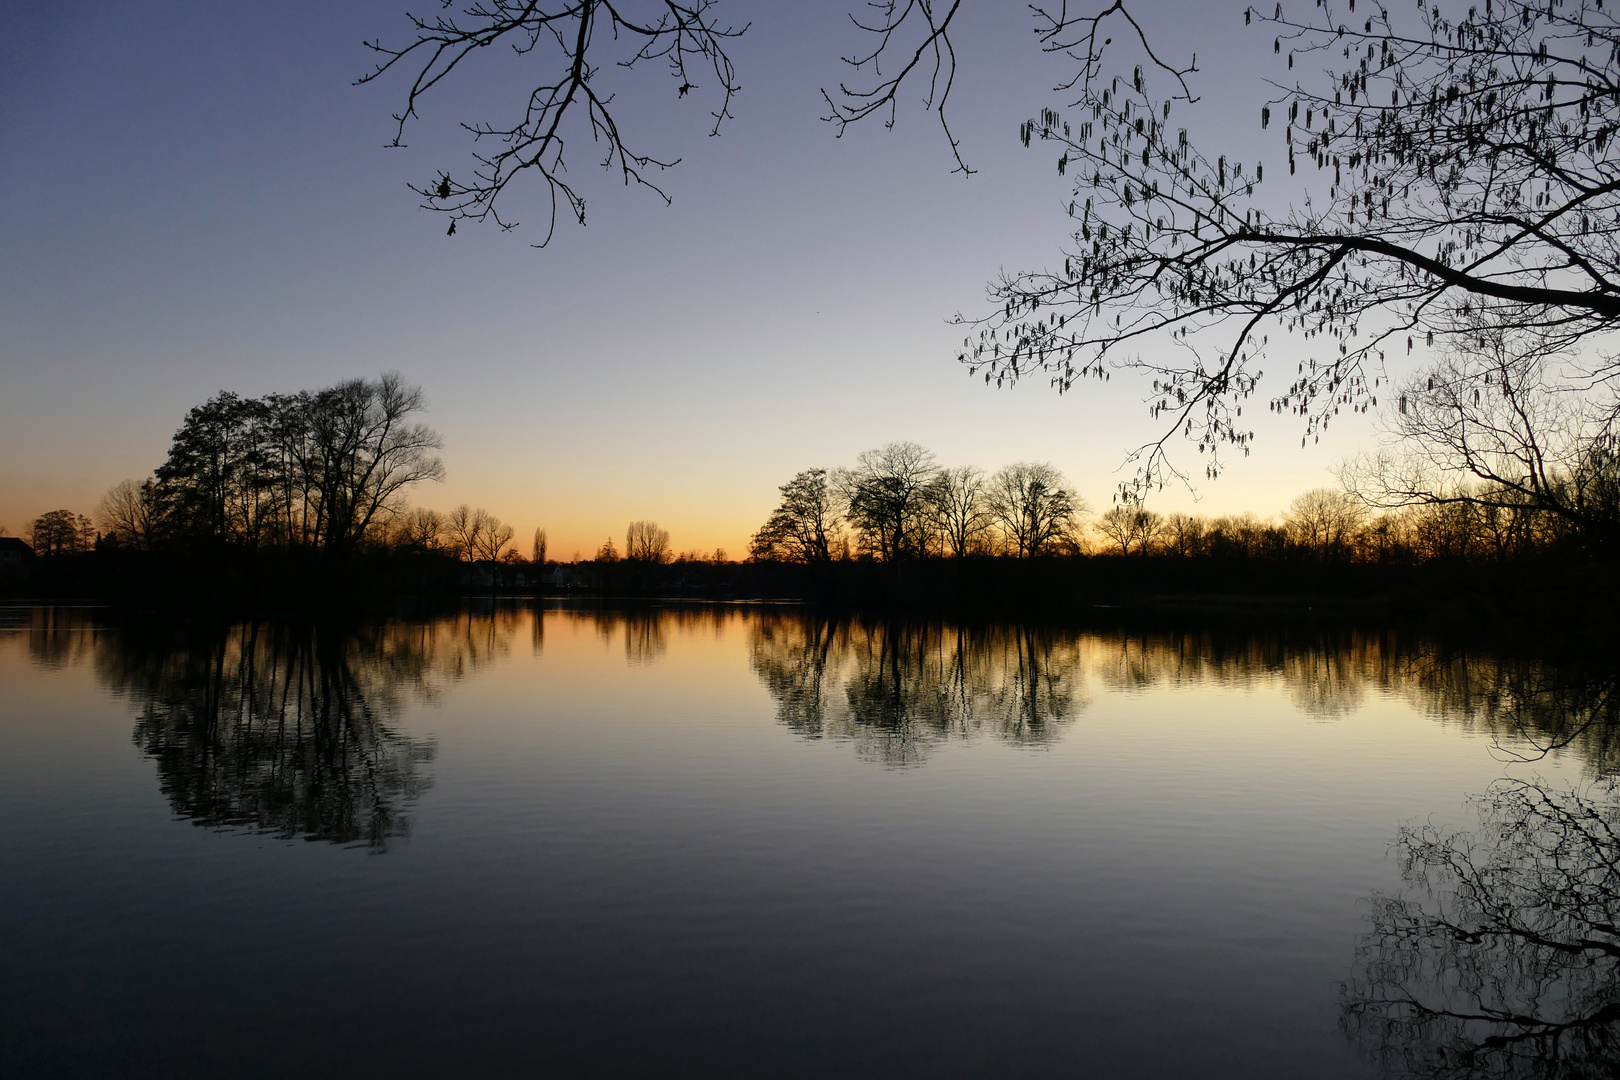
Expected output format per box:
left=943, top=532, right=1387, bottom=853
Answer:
left=1095, top=503, right=1163, bottom=556
left=299, top=373, right=446, bottom=557
left=474, top=516, right=516, bottom=564
left=396, top=507, right=448, bottom=552
left=1161, top=512, right=1205, bottom=557
left=1285, top=488, right=1365, bottom=561
left=839, top=442, right=941, bottom=560
left=984, top=462, right=1085, bottom=557
left=532, top=526, right=548, bottom=565
left=926, top=465, right=994, bottom=557
left=750, top=468, right=842, bottom=563
left=1204, top=513, right=1284, bottom=559
left=625, top=520, right=671, bottom=563
left=445, top=504, right=493, bottom=561
left=1343, top=332, right=1620, bottom=550
left=97, top=479, right=163, bottom=552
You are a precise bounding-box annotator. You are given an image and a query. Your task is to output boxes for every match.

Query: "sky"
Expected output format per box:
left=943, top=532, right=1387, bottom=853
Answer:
left=0, top=1, right=1394, bottom=558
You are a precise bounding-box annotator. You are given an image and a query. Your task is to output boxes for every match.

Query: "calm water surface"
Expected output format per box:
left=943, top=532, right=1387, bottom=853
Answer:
left=1, top=604, right=1614, bottom=1078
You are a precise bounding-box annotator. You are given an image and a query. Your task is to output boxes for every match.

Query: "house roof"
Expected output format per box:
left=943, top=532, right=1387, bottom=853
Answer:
left=0, top=536, right=34, bottom=557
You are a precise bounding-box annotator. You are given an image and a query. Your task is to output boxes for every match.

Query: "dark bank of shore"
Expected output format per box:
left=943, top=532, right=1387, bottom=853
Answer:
left=3, top=547, right=1613, bottom=647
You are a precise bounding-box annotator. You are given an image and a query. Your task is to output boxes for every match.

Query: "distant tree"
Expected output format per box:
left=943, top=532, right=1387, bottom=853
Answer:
left=151, top=373, right=443, bottom=557
left=29, top=510, right=92, bottom=557
left=1343, top=335, right=1620, bottom=553
left=1096, top=503, right=1163, bottom=556
left=473, top=517, right=515, bottom=564
left=926, top=466, right=994, bottom=558
left=1285, top=489, right=1367, bottom=561
left=984, top=462, right=1085, bottom=557
left=1161, top=513, right=1205, bottom=557
left=395, top=507, right=447, bottom=552
left=293, top=373, right=446, bottom=557
left=97, top=479, right=165, bottom=552
left=1204, top=513, right=1283, bottom=559
left=596, top=536, right=620, bottom=562
left=750, top=468, right=841, bottom=563
left=154, top=391, right=276, bottom=547
left=532, top=527, right=548, bottom=565
left=446, top=505, right=493, bottom=561
left=625, top=520, right=671, bottom=563
left=839, top=442, right=940, bottom=560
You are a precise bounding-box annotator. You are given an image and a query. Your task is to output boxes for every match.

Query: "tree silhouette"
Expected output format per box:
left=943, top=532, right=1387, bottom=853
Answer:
left=27, top=509, right=93, bottom=557
left=926, top=465, right=994, bottom=558
left=750, top=468, right=842, bottom=563
left=149, top=373, right=443, bottom=557
left=1096, top=502, right=1162, bottom=555
left=984, top=462, right=1085, bottom=557
left=625, top=520, right=671, bottom=563
left=839, top=442, right=941, bottom=560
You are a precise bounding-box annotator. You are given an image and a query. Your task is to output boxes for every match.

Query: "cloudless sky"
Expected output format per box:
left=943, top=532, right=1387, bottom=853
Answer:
left=1, top=1, right=1390, bottom=557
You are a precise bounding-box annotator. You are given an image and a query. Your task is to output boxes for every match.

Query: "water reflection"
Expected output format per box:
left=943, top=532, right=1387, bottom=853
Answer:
left=1344, top=779, right=1620, bottom=1077
left=7, top=606, right=101, bottom=671
left=749, top=618, right=1087, bottom=765
left=96, top=614, right=521, bottom=849
left=1398, top=653, right=1620, bottom=775
left=23, top=605, right=1620, bottom=841
left=1084, top=627, right=1394, bottom=716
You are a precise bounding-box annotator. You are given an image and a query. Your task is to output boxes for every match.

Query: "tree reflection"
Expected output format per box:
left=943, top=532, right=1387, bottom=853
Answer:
left=750, top=617, right=1086, bottom=765
left=1089, top=627, right=1395, bottom=718
left=1344, top=779, right=1620, bottom=1077
left=18, top=606, right=99, bottom=671
left=1398, top=654, right=1620, bottom=776
left=97, top=615, right=515, bottom=848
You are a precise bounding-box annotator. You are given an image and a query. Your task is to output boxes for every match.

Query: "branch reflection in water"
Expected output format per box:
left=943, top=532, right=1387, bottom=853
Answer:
left=1344, top=778, right=1620, bottom=1077
left=96, top=608, right=527, bottom=849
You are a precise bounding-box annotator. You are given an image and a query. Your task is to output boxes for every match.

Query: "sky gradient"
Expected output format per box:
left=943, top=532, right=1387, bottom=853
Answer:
left=2, top=1, right=1389, bottom=558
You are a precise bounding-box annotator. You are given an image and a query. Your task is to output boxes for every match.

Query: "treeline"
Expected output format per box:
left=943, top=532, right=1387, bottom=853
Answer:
left=748, top=441, right=1620, bottom=565
left=751, top=444, right=1085, bottom=562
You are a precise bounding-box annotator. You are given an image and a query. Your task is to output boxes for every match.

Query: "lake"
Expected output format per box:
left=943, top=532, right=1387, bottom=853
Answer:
left=2, top=603, right=1615, bottom=1078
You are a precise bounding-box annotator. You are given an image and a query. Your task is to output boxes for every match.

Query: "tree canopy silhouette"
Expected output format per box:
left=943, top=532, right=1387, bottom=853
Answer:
left=149, top=372, right=444, bottom=557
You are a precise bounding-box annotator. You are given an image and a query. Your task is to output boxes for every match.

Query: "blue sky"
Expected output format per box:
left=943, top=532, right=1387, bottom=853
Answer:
left=1, top=1, right=1385, bottom=556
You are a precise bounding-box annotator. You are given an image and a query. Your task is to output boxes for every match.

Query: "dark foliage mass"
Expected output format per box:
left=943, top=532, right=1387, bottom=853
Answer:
left=95, top=612, right=520, bottom=847
left=133, top=371, right=445, bottom=557
left=111, top=622, right=438, bottom=848
left=751, top=443, right=1087, bottom=561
